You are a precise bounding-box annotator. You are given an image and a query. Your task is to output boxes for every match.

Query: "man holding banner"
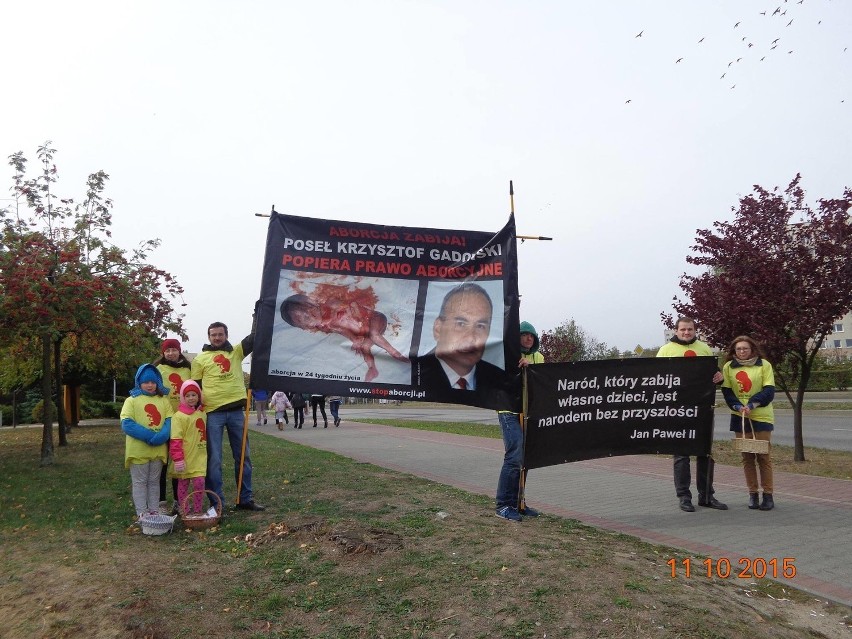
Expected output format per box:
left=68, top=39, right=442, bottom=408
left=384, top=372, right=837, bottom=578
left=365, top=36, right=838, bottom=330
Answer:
left=495, top=321, right=544, bottom=522
left=192, top=322, right=265, bottom=512
left=657, top=317, right=727, bottom=513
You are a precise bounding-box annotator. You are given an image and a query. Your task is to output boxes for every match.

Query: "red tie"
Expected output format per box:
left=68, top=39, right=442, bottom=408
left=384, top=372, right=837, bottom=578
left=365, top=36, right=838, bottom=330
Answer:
left=456, top=378, right=467, bottom=390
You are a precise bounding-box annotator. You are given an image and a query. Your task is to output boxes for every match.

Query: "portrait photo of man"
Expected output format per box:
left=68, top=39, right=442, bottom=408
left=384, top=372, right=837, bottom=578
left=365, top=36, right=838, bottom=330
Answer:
left=413, top=281, right=506, bottom=392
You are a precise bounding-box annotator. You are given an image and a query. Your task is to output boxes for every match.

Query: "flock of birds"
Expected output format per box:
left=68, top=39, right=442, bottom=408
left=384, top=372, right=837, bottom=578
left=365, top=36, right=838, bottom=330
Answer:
left=626, top=0, right=847, bottom=102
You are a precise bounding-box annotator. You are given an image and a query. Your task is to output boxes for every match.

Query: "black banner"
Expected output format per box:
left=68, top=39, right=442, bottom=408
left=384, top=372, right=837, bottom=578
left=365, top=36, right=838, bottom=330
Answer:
left=250, top=213, right=520, bottom=410
left=524, top=358, right=716, bottom=469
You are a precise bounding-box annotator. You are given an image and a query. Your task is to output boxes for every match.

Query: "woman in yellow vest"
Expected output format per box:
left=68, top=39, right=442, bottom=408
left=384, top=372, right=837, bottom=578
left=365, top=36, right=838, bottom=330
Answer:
left=721, top=335, right=776, bottom=511
left=153, top=338, right=191, bottom=512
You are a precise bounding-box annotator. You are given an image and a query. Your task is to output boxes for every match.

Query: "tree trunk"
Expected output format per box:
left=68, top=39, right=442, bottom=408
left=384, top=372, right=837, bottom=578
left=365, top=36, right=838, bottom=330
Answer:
left=793, top=386, right=806, bottom=462
left=40, top=332, right=54, bottom=466
left=68, top=384, right=81, bottom=429
left=54, top=336, right=68, bottom=445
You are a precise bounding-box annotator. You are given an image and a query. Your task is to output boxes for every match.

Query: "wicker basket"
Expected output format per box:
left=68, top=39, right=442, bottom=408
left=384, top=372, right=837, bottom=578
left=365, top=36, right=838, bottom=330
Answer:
left=138, top=513, right=178, bottom=536
left=180, top=489, right=222, bottom=531
left=732, top=415, right=770, bottom=454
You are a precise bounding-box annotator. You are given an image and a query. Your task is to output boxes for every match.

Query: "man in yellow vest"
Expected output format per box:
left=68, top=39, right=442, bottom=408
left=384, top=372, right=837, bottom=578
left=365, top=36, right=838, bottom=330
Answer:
left=192, top=322, right=265, bottom=511
left=657, top=317, right=727, bottom=512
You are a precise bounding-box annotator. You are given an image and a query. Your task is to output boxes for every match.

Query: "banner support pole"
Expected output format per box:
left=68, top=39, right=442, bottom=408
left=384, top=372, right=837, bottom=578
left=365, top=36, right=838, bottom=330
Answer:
left=518, top=366, right=529, bottom=511
left=236, top=389, right=251, bottom=506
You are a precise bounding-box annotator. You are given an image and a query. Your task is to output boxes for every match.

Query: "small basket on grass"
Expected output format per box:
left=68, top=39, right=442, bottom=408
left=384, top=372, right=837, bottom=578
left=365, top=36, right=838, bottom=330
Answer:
left=180, top=489, right=222, bottom=531
left=138, top=512, right=178, bottom=536
left=732, top=415, right=770, bottom=454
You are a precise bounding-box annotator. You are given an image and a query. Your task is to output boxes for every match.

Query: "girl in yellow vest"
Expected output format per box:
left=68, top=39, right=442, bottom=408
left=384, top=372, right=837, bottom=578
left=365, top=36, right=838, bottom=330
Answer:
left=168, top=380, right=208, bottom=515
left=120, top=364, right=173, bottom=518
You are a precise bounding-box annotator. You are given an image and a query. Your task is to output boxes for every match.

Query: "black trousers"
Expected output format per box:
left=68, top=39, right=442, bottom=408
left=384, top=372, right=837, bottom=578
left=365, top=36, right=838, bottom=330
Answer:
left=673, top=455, right=715, bottom=500
left=311, top=396, right=327, bottom=424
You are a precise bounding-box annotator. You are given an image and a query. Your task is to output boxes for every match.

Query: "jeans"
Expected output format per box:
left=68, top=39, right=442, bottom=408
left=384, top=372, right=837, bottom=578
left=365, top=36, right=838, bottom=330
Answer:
left=206, top=408, right=254, bottom=507
left=673, top=455, right=714, bottom=500
left=329, top=400, right=341, bottom=421
left=496, top=412, right=524, bottom=508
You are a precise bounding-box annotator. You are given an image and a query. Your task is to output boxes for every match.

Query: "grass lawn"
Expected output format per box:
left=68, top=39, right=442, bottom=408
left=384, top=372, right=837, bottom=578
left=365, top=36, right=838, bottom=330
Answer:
left=1, top=424, right=850, bottom=639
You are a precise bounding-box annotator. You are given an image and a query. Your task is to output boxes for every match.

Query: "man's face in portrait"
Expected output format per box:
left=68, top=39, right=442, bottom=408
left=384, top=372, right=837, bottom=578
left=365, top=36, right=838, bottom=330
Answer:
left=433, top=290, right=492, bottom=376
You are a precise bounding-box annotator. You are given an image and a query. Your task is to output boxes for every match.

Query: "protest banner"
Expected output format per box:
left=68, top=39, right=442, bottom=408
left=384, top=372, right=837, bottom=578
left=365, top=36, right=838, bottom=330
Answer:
left=524, top=357, right=717, bottom=468
left=250, top=212, right=520, bottom=410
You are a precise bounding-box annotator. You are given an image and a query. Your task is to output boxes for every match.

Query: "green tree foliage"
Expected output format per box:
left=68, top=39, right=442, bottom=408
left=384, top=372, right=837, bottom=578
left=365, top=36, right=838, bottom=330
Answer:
left=539, top=319, right=616, bottom=363
left=0, top=142, right=186, bottom=463
left=667, top=175, right=852, bottom=461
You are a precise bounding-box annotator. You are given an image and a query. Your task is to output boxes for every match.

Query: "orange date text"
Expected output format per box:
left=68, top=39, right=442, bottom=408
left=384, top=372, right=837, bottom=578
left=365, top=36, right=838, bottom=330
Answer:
left=666, top=557, right=796, bottom=579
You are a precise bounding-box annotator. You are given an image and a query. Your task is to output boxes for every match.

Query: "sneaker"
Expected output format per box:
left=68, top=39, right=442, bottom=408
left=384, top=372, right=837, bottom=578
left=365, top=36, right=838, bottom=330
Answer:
left=519, top=505, right=540, bottom=517
left=495, top=506, right=522, bottom=522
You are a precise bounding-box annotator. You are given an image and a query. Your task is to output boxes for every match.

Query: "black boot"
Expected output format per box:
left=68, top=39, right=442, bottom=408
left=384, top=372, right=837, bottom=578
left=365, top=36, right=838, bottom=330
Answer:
left=679, top=496, right=695, bottom=512
left=748, top=493, right=760, bottom=509
left=324, top=420, right=328, bottom=428
left=759, top=493, right=774, bottom=511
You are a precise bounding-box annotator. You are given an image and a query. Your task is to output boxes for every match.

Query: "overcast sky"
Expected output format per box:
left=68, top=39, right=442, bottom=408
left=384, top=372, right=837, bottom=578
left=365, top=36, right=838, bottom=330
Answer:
left=4, top=0, right=850, bottom=356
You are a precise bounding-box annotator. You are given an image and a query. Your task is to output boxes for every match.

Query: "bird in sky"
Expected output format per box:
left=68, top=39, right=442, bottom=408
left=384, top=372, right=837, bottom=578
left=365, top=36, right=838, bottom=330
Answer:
left=787, top=18, right=794, bottom=26
left=760, top=10, right=767, bottom=15
left=720, top=72, right=726, bottom=79
left=760, top=56, right=766, bottom=61
left=748, top=42, right=754, bottom=48
left=731, top=84, right=736, bottom=89
left=625, top=99, right=631, bottom=104
left=737, top=57, right=742, bottom=62
left=698, top=37, right=704, bottom=43
left=772, top=7, right=781, bottom=16
left=772, top=38, right=780, bottom=43
left=742, top=36, right=747, bottom=41
left=676, top=57, right=683, bottom=63
left=788, top=50, right=794, bottom=54
left=734, top=21, right=741, bottom=28
left=771, top=44, right=778, bottom=50
left=635, top=30, right=643, bottom=38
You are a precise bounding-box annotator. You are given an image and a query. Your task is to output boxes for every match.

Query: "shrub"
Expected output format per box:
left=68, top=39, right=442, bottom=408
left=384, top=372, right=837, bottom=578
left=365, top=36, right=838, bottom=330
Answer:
left=80, top=399, right=123, bottom=419
left=0, top=405, right=12, bottom=426
left=31, top=399, right=60, bottom=423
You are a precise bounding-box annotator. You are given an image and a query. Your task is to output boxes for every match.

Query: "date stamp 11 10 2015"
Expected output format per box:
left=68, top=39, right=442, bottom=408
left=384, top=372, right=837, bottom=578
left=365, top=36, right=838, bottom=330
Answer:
left=667, top=557, right=797, bottom=580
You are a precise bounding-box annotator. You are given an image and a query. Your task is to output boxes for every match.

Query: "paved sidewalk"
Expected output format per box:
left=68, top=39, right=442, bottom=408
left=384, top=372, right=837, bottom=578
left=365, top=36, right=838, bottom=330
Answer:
left=258, top=419, right=852, bottom=607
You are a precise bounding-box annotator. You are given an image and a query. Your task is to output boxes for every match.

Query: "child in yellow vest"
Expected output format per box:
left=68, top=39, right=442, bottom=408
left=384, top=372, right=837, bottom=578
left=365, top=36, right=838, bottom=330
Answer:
left=168, top=380, right=208, bottom=515
left=120, top=364, right=173, bottom=518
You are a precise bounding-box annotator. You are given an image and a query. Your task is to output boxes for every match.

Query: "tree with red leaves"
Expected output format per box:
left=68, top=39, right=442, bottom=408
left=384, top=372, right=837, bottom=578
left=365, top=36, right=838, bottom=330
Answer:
left=667, top=175, right=852, bottom=461
left=0, top=142, right=186, bottom=464
left=539, top=319, right=617, bottom=363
